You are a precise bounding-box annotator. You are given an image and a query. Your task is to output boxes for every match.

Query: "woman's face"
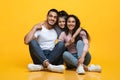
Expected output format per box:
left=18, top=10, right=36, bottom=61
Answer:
left=58, top=17, right=66, bottom=29
left=67, top=17, right=76, bottom=31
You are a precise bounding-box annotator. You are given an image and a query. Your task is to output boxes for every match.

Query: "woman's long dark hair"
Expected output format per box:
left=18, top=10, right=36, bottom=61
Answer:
left=64, top=15, right=90, bottom=44
left=81, top=28, right=90, bottom=41
left=65, top=15, right=80, bottom=36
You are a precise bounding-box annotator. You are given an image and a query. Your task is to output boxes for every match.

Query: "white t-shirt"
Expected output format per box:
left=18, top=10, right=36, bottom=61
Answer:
left=34, top=25, right=57, bottom=50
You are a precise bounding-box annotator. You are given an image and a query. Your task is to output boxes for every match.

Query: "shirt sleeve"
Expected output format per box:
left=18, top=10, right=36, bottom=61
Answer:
left=80, top=31, right=89, bottom=52
left=34, top=31, right=39, bottom=38
left=58, top=32, right=65, bottom=42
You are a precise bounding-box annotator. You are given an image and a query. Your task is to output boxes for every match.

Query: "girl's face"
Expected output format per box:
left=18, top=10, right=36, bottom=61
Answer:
left=67, top=17, right=76, bottom=31
left=58, top=17, right=66, bottom=29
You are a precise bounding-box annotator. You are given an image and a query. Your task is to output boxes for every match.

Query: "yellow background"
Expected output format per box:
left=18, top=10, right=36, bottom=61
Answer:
left=0, top=0, right=120, bottom=80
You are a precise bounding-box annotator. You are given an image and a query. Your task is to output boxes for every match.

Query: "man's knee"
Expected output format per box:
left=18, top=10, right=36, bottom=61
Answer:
left=57, top=41, right=65, bottom=48
left=29, top=39, right=38, bottom=47
left=58, top=41, right=64, bottom=45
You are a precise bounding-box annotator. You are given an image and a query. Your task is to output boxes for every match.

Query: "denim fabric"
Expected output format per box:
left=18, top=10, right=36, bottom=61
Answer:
left=63, top=40, right=91, bottom=68
left=29, top=40, right=66, bottom=65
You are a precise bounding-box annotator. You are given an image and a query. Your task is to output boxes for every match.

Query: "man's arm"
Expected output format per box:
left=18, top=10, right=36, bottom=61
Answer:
left=24, top=23, right=42, bottom=44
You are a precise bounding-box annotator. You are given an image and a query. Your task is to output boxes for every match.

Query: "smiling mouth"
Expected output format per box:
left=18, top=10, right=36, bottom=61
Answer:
left=50, top=20, right=54, bottom=23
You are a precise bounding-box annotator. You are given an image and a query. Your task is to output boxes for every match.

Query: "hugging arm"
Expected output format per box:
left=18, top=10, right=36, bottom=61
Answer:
left=24, top=23, right=43, bottom=44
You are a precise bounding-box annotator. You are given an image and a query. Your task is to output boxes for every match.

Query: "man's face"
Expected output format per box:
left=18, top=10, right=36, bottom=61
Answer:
left=47, top=11, right=58, bottom=26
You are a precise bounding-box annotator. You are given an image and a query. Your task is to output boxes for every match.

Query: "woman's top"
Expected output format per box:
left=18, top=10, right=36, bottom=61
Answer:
left=59, top=30, right=89, bottom=53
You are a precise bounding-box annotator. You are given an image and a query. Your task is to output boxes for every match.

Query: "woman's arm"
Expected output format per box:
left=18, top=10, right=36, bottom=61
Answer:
left=78, top=30, right=89, bottom=65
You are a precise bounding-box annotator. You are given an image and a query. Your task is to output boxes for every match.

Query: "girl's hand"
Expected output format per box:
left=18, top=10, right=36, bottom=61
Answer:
left=70, top=37, right=75, bottom=43
left=65, top=39, right=73, bottom=47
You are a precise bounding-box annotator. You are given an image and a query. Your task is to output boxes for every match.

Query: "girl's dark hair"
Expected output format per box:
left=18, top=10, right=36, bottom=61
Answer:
left=58, top=10, right=68, bottom=19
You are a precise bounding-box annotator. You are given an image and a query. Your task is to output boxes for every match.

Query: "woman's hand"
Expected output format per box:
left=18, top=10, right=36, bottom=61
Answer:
left=78, top=57, right=85, bottom=65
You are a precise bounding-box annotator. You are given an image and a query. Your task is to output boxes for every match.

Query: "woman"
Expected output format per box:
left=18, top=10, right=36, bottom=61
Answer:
left=59, top=15, right=101, bottom=74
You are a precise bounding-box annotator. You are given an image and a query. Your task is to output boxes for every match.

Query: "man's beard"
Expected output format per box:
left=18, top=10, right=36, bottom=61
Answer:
left=47, top=20, right=56, bottom=26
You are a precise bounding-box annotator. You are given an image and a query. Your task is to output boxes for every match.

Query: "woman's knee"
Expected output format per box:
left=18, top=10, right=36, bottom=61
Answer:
left=63, top=51, right=71, bottom=59
left=77, top=40, right=84, bottom=45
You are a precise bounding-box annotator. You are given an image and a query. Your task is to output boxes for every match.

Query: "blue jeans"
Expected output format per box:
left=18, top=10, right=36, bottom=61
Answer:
left=29, top=40, right=66, bottom=65
left=63, top=40, right=91, bottom=68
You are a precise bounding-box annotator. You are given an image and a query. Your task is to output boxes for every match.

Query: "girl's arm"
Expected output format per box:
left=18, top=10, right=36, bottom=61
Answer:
left=58, top=32, right=72, bottom=47
left=73, top=27, right=81, bottom=39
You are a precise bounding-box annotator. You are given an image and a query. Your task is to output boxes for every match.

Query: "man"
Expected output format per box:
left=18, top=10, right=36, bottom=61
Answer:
left=24, top=9, right=66, bottom=73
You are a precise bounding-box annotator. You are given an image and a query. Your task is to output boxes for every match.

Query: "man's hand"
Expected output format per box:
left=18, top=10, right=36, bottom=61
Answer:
left=35, top=24, right=42, bottom=30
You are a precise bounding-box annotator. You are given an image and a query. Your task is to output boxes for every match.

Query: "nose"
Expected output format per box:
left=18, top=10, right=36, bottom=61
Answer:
left=51, top=16, right=56, bottom=20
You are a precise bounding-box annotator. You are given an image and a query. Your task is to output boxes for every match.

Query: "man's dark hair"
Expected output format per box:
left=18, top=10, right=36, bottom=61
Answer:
left=47, top=8, right=58, bottom=16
